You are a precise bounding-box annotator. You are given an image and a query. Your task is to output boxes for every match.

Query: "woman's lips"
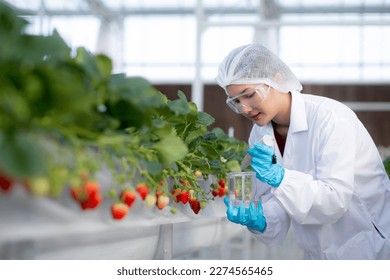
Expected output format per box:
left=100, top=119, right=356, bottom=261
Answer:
left=250, top=112, right=262, bottom=120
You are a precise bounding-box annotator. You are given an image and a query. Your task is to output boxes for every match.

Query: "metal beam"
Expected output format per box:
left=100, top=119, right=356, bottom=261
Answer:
left=205, top=18, right=390, bottom=27
left=343, top=102, right=390, bottom=111
left=12, top=5, right=390, bottom=17
left=84, top=0, right=117, bottom=21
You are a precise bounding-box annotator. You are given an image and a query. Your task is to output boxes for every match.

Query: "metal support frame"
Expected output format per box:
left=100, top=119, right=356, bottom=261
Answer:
left=192, top=0, right=205, bottom=111
left=162, top=224, right=173, bottom=260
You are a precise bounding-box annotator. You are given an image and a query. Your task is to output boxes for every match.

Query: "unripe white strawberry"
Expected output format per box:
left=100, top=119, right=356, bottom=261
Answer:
left=144, top=194, right=157, bottom=207
left=29, top=177, right=50, bottom=197
left=157, top=195, right=170, bottom=210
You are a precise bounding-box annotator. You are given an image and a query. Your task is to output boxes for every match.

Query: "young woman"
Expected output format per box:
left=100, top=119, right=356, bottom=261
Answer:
left=216, top=43, right=390, bottom=259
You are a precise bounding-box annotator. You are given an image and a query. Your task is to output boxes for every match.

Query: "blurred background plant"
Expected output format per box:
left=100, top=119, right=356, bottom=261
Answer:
left=384, top=158, right=390, bottom=178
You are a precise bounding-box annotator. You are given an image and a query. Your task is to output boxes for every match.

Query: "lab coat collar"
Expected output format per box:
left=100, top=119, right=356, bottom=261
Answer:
left=289, top=91, right=308, bottom=133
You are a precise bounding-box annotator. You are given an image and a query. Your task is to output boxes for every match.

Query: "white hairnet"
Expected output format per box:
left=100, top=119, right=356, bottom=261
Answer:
left=215, top=43, right=302, bottom=93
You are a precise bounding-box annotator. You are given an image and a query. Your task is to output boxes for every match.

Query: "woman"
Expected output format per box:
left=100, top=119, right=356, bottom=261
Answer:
left=216, top=43, right=390, bottom=259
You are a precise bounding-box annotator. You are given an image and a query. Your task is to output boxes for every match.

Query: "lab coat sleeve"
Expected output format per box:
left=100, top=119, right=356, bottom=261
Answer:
left=248, top=194, right=291, bottom=246
left=273, top=115, right=357, bottom=225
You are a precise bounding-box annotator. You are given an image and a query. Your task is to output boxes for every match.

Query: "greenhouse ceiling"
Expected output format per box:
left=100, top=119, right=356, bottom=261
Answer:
left=4, top=0, right=390, bottom=17
left=2, top=0, right=390, bottom=87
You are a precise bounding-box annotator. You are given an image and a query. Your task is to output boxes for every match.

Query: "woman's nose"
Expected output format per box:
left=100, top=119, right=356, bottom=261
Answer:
left=240, top=104, right=253, bottom=114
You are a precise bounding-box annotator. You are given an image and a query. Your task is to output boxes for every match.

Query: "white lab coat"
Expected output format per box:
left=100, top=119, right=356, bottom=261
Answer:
left=249, top=90, right=390, bottom=259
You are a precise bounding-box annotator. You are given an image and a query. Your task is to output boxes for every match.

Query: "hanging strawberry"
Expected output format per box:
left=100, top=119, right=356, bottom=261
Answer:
left=189, top=197, right=201, bottom=214
left=110, top=202, right=129, bottom=220
left=156, top=194, right=170, bottom=210
left=136, top=183, right=149, bottom=200
left=144, top=193, right=157, bottom=207
left=0, top=174, right=13, bottom=192
left=120, top=188, right=137, bottom=208
left=70, top=180, right=103, bottom=210
left=171, top=188, right=182, bottom=203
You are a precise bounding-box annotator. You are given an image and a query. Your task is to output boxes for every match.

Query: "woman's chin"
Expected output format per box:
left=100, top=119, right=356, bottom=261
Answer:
left=250, top=114, right=268, bottom=126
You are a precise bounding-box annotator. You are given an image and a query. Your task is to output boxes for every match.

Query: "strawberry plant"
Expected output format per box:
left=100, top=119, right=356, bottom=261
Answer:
left=0, top=3, right=248, bottom=218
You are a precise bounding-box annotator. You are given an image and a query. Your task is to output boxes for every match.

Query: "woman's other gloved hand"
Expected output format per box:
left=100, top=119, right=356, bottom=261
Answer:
left=248, top=142, right=285, bottom=187
left=223, top=198, right=267, bottom=232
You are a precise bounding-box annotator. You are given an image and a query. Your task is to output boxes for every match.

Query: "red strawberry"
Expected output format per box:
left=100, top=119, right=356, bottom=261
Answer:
left=121, top=189, right=137, bottom=208
left=157, top=195, right=170, bottom=210
left=71, top=180, right=99, bottom=201
left=84, top=181, right=100, bottom=197
left=70, top=180, right=102, bottom=210
left=180, top=190, right=189, bottom=204
left=136, top=184, right=149, bottom=200
left=171, top=188, right=182, bottom=203
left=0, top=174, right=13, bottom=192
left=218, top=186, right=225, bottom=197
left=211, top=187, right=219, bottom=197
left=111, top=202, right=128, bottom=220
left=190, top=198, right=201, bottom=214
left=218, top=179, right=226, bottom=187
left=81, top=193, right=102, bottom=209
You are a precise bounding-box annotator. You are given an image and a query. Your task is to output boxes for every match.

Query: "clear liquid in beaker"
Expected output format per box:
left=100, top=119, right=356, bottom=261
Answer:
left=228, top=172, right=256, bottom=208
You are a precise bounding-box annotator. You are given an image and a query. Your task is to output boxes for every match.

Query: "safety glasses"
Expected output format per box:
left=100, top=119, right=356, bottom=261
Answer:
left=225, top=84, right=270, bottom=114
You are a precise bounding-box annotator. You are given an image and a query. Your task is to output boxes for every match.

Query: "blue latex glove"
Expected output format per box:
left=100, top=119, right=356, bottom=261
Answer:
left=247, top=142, right=285, bottom=187
left=223, top=197, right=267, bottom=232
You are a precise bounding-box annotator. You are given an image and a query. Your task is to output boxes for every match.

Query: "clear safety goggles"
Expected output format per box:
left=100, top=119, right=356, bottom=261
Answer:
left=225, top=85, right=270, bottom=114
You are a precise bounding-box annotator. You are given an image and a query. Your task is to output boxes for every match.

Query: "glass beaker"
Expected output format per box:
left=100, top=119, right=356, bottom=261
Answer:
left=228, top=171, right=256, bottom=208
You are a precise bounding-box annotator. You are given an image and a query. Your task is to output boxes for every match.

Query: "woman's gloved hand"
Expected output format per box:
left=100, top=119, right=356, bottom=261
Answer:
left=223, top=198, right=267, bottom=232
left=248, top=142, right=285, bottom=187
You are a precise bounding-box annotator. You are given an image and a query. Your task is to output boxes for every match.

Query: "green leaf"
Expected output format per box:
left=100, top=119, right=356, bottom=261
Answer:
left=107, top=99, right=145, bottom=129
left=141, top=160, right=163, bottom=175
left=199, top=143, right=219, bottom=158
left=198, top=111, right=215, bottom=126
left=0, top=3, right=28, bottom=35
left=95, top=54, right=113, bottom=79
left=185, top=129, right=204, bottom=145
left=226, top=160, right=242, bottom=172
left=168, top=91, right=191, bottom=116
left=211, top=127, right=232, bottom=140
left=109, top=75, right=164, bottom=109
left=384, top=158, right=390, bottom=178
left=152, top=119, right=167, bottom=129
left=0, top=132, right=47, bottom=178
left=37, top=30, right=71, bottom=61
left=75, top=47, right=101, bottom=78
left=152, top=133, right=188, bottom=165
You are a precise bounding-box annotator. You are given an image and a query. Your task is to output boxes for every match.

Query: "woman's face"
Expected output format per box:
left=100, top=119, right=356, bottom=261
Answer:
left=226, top=83, right=278, bottom=126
